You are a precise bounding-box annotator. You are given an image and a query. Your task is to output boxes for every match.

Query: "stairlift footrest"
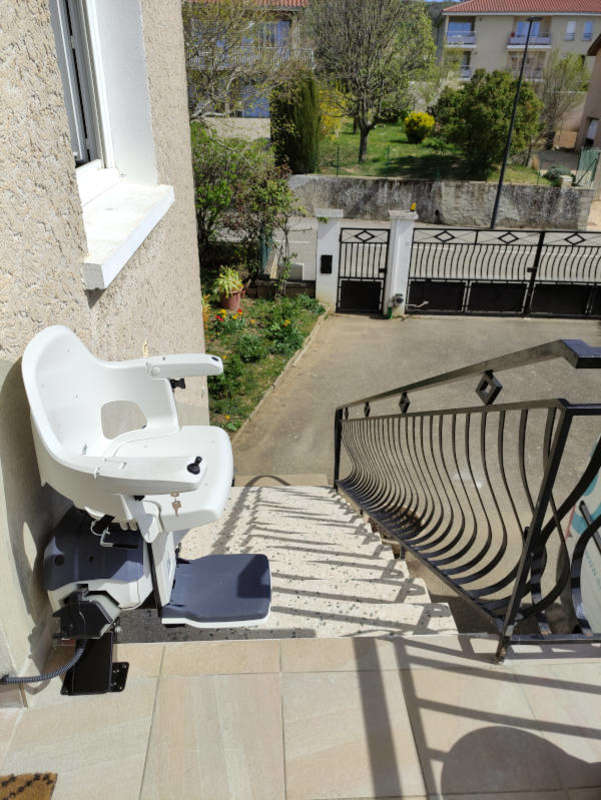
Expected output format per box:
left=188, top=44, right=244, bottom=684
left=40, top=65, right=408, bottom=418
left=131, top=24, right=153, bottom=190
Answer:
left=161, top=554, right=271, bottom=628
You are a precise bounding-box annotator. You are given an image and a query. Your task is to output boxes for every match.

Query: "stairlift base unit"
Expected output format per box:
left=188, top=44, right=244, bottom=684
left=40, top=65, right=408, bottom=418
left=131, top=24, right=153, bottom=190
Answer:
left=44, top=508, right=272, bottom=638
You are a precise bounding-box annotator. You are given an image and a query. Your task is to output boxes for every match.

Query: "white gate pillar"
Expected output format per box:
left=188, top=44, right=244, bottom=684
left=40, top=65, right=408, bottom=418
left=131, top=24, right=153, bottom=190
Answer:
left=385, top=210, right=418, bottom=316
left=314, top=208, right=344, bottom=309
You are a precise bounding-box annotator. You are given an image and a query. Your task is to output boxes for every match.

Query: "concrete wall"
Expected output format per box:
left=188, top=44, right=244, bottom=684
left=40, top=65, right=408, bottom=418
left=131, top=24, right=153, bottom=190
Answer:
left=0, top=0, right=205, bottom=703
left=576, top=51, right=601, bottom=150
left=290, top=175, right=594, bottom=230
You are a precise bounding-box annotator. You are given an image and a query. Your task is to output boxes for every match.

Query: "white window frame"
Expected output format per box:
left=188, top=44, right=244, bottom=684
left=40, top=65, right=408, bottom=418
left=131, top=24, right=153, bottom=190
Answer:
left=51, top=0, right=174, bottom=291
left=583, top=20, right=594, bottom=40
left=565, top=20, right=576, bottom=40
left=49, top=0, right=100, bottom=166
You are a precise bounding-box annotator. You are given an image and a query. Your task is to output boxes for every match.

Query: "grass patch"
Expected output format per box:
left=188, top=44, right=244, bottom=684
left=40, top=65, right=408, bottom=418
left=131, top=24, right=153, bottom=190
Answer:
left=320, top=120, right=546, bottom=185
left=205, top=294, right=324, bottom=433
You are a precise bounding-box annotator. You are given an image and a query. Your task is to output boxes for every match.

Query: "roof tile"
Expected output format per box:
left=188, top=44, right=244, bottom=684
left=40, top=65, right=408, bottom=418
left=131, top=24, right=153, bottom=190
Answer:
left=444, top=0, right=601, bottom=13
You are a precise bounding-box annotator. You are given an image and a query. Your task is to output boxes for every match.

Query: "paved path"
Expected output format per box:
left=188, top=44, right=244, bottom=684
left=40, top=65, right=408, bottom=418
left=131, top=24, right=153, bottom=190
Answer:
left=234, top=313, right=601, bottom=481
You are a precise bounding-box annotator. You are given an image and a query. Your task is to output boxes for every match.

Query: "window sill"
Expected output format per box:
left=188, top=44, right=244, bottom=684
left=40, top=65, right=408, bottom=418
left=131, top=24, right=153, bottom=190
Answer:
left=82, top=181, right=174, bottom=290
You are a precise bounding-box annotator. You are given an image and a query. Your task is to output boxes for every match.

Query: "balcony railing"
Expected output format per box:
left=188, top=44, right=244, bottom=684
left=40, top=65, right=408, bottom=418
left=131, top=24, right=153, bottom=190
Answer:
left=510, top=67, right=543, bottom=80
left=333, top=339, right=601, bottom=660
left=189, top=45, right=314, bottom=70
left=460, top=65, right=472, bottom=79
left=446, top=32, right=476, bottom=45
left=508, top=33, right=551, bottom=46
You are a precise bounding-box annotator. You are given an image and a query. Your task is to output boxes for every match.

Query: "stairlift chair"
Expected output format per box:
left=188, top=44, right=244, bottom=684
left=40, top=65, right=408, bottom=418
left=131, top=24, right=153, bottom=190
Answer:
left=21, top=326, right=271, bottom=693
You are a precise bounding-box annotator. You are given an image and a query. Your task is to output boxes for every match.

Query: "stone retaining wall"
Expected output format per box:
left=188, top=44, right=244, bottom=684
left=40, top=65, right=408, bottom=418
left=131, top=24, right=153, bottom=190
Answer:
left=290, top=174, right=594, bottom=230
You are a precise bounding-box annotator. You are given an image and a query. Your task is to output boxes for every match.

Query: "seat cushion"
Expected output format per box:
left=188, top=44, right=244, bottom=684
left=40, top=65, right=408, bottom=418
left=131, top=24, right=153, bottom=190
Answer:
left=112, top=426, right=233, bottom=531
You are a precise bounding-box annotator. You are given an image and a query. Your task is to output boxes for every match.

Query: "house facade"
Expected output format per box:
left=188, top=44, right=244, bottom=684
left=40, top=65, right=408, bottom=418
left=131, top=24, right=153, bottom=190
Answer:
left=576, top=31, right=601, bottom=147
left=0, top=0, right=206, bottom=702
left=442, top=0, right=601, bottom=81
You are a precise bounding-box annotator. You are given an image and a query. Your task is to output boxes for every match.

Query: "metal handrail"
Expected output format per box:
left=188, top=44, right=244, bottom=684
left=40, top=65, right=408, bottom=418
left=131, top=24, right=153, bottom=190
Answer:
left=336, top=340, right=601, bottom=411
left=333, top=339, right=601, bottom=660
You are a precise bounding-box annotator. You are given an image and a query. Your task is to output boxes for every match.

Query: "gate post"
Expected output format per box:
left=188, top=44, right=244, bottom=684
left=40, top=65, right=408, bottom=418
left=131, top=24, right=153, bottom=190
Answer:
left=385, top=210, right=418, bottom=316
left=315, top=208, right=344, bottom=309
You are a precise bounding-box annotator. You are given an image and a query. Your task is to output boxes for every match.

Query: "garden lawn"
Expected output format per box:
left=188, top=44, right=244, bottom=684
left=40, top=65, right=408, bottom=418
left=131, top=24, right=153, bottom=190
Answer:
left=205, top=294, right=324, bottom=433
left=320, top=120, right=545, bottom=185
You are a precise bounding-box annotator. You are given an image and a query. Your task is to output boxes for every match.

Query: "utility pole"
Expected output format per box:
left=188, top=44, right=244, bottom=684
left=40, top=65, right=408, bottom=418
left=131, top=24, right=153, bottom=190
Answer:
left=490, top=17, right=539, bottom=228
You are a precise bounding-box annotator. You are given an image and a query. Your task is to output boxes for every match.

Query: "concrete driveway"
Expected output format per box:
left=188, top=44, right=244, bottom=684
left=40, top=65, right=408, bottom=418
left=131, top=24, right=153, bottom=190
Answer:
left=234, top=312, right=601, bottom=482
left=233, top=312, right=601, bottom=632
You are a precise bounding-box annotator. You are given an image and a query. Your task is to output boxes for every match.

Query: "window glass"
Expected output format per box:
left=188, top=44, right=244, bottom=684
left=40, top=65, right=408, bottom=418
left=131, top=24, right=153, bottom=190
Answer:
left=566, top=20, right=576, bottom=39
left=583, top=20, right=593, bottom=39
left=49, top=0, right=99, bottom=167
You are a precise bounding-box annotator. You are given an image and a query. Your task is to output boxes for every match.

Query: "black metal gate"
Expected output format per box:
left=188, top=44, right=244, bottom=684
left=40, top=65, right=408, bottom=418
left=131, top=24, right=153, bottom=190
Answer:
left=408, top=227, right=601, bottom=318
left=337, top=227, right=389, bottom=314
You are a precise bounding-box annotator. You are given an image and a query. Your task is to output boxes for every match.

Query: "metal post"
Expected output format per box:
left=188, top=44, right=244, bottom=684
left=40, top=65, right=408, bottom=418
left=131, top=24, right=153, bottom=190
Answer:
left=496, top=408, right=572, bottom=661
left=333, top=407, right=343, bottom=487
left=490, top=17, right=538, bottom=229
left=523, top=230, right=545, bottom=314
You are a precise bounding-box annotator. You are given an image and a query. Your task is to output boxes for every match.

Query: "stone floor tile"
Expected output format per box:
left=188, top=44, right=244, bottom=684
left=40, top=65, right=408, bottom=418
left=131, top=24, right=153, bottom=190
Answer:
left=281, top=634, right=502, bottom=674
left=568, top=788, right=601, bottom=799
left=141, top=673, right=284, bottom=800
left=511, top=662, right=601, bottom=789
left=282, top=670, right=426, bottom=800
left=160, top=639, right=280, bottom=676
left=430, top=793, right=568, bottom=799
left=406, top=666, right=564, bottom=795
left=0, top=709, right=21, bottom=769
left=2, top=678, right=156, bottom=800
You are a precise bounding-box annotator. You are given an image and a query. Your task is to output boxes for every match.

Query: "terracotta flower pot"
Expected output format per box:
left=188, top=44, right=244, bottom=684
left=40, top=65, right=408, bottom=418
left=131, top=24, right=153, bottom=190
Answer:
left=220, top=291, right=242, bottom=312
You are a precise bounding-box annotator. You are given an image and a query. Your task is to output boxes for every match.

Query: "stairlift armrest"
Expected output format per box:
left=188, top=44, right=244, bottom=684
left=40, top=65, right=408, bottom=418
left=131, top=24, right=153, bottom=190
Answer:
left=145, top=354, right=223, bottom=380
left=63, top=455, right=205, bottom=495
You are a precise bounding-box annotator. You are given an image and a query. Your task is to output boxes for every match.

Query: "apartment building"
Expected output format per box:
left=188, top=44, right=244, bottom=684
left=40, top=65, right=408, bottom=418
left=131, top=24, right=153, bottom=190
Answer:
left=442, top=0, right=601, bottom=81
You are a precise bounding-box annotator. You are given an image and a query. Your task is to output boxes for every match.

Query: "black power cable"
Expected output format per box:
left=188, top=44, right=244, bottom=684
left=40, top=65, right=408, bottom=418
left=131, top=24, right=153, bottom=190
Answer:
left=0, top=641, right=86, bottom=685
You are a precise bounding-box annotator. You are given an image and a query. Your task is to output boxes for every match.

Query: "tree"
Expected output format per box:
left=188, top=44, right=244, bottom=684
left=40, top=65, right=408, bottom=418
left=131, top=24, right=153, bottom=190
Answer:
left=190, top=124, right=300, bottom=278
left=536, top=51, right=589, bottom=149
left=433, top=69, right=542, bottom=179
left=271, top=70, right=321, bottom=173
left=308, top=0, right=435, bottom=162
left=182, top=0, right=299, bottom=120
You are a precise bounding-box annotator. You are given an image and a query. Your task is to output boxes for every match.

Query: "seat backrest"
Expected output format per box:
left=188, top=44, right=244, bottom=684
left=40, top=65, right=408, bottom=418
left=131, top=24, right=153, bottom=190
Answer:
left=23, top=326, right=111, bottom=459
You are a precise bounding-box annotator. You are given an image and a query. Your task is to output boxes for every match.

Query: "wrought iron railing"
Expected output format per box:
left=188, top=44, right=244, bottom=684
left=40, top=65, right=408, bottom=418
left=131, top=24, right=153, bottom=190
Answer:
left=333, top=340, right=601, bottom=659
left=407, top=227, right=601, bottom=318
left=446, top=32, right=476, bottom=45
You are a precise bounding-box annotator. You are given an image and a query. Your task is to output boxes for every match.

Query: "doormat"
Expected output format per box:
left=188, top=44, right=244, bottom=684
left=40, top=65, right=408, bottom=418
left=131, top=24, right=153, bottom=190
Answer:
left=0, top=773, right=57, bottom=800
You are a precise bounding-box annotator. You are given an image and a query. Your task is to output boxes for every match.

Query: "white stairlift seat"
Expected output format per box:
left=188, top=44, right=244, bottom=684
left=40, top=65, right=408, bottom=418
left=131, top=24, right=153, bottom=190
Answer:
left=21, top=326, right=271, bottom=638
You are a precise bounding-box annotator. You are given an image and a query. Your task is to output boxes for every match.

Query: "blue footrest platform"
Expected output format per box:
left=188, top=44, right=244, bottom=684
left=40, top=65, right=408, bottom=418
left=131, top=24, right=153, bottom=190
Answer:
left=161, top=554, right=271, bottom=628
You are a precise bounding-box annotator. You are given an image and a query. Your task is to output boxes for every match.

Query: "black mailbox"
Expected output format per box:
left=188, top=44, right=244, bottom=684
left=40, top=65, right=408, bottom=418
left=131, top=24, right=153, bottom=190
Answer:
left=320, top=254, right=333, bottom=274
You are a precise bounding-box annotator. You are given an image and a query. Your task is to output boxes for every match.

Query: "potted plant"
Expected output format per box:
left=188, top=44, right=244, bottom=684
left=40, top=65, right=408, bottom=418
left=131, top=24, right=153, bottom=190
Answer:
left=213, top=267, right=244, bottom=311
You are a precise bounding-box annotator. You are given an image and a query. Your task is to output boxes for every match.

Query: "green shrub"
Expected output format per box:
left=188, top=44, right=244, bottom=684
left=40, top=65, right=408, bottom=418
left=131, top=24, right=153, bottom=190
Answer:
left=208, top=353, right=245, bottom=401
left=212, top=266, right=244, bottom=300
left=237, top=332, right=269, bottom=362
left=545, top=165, right=571, bottom=187
left=271, top=70, right=321, bottom=173
left=404, top=111, right=435, bottom=143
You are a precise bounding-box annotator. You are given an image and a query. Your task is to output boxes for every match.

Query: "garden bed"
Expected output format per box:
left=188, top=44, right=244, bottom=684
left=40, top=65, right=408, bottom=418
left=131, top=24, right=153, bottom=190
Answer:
left=204, top=294, right=324, bottom=433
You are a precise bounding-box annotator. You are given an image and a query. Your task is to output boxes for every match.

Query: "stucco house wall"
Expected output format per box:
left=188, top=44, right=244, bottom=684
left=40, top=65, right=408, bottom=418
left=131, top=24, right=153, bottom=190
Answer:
left=0, top=0, right=205, bottom=705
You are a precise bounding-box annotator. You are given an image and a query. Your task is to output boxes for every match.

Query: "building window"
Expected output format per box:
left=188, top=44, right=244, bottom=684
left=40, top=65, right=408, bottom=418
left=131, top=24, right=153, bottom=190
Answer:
left=583, top=20, right=593, bottom=40
left=49, top=0, right=100, bottom=167
left=585, top=118, right=599, bottom=147
left=515, top=19, right=540, bottom=38
left=565, top=20, right=576, bottom=40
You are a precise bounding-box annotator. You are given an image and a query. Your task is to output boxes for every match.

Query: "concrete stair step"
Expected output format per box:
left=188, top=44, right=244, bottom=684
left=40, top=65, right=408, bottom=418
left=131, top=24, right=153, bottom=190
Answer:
left=234, top=473, right=329, bottom=487
left=119, top=485, right=458, bottom=643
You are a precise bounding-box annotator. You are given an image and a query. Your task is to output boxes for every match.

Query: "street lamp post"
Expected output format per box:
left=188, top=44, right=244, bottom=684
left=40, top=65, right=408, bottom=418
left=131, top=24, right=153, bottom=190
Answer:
left=490, top=17, right=539, bottom=229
